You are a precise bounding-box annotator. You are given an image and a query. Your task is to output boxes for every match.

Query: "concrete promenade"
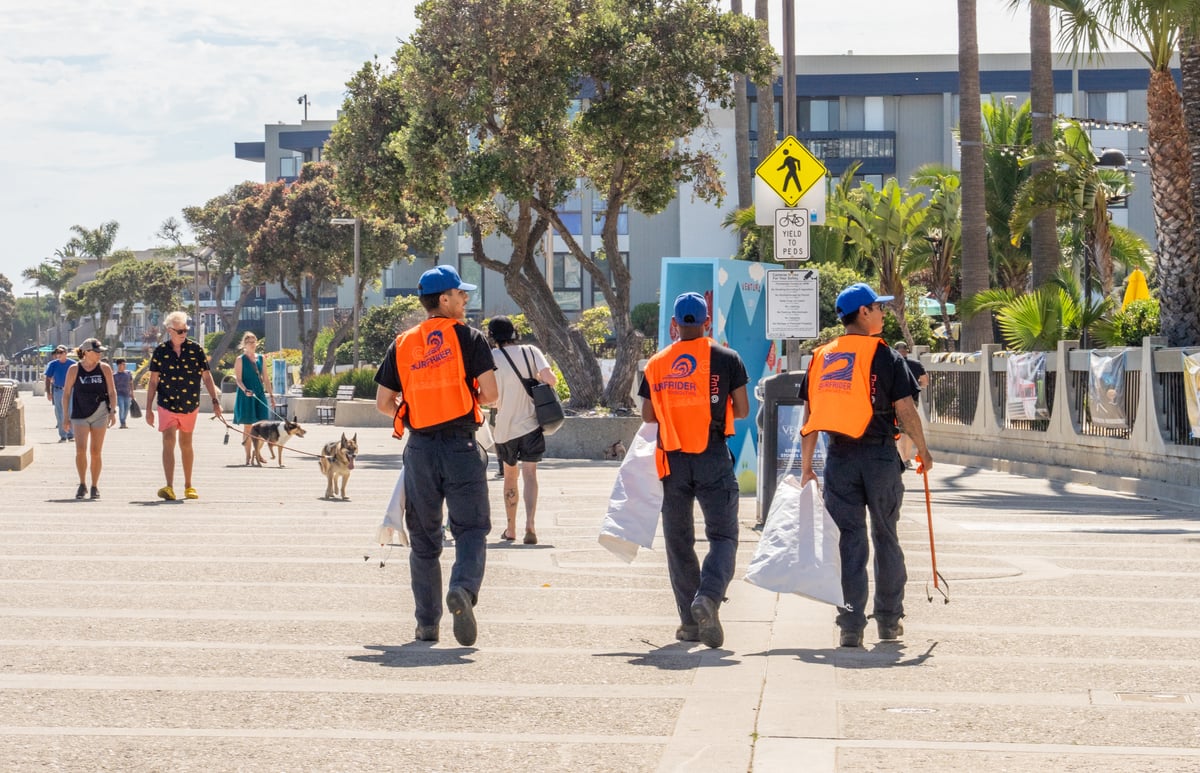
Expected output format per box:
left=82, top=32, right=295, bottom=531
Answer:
left=2, top=394, right=1200, bottom=772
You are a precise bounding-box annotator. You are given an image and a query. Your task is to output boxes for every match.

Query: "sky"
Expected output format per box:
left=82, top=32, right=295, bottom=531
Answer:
left=1, top=0, right=1107, bottom=293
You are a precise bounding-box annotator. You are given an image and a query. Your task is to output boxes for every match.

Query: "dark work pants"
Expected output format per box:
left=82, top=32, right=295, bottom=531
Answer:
left=661, top=445, right=740, bottom=626
left=822, top=441, right=907, bottom=633
left=402, top=430, right=491, bottom=627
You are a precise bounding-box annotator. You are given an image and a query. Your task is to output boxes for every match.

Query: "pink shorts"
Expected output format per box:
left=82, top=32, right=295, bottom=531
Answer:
left=156, top=407, right=199, bottom=433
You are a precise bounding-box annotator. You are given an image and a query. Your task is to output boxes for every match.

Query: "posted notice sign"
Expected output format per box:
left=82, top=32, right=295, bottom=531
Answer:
left=774, top=208, right=810, bottom=262
left=765, top=268, right=820, bottom=340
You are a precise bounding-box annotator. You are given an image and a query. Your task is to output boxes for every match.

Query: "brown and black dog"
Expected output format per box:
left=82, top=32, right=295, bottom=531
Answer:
left=247, top=417, right=307, bottom=467
left=318, top=433, right=358, bottom=500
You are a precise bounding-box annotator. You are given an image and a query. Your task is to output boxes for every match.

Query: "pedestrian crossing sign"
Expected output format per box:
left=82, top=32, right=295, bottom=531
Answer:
left=755, top=136, right=827, bottom=207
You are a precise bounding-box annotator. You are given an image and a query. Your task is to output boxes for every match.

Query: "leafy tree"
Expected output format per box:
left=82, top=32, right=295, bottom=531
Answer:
left=980, top=97, right=1034, bottom=291
left=1039, top=0, right=1199, bottom=346
left=234, top=163, right=418, bottom=378
left=354, top=294, right=425, bottom=366
left=68, top=256, right=185, bottom=347
left=909, top=164, right=962, bottom=347
left=67, top=221, right=120, bottom=271
left=182, top=182, right=273, bottom=366
left=21, top=249, right=82, bottom=335
left=0, top=274, right=14, bottom=352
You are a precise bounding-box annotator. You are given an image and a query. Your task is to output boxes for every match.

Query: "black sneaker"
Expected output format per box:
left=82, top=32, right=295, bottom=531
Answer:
left=90, top=486, right=100, bottom=500
left=690, top=595, right=724, bottom=649
left=75, top=483, right=86, bottom=500
left=840, top=629, right=864, bottom=648
left=446, top=587, right=477, bottom=646
left=414, top=624, right=439, bottom=642
left=877, top=620, right=904, bottom=640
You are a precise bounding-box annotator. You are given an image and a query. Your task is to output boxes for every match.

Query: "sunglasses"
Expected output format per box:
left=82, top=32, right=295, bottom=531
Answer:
left=171, top=327, right=189, bottom=334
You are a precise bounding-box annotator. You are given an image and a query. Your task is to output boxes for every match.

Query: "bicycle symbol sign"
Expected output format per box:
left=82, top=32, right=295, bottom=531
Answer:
left=774, top=208, right=810, bottom=262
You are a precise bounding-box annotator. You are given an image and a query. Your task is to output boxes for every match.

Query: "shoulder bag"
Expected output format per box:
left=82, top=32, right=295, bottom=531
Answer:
left=498, top=345, right=565, bottom=436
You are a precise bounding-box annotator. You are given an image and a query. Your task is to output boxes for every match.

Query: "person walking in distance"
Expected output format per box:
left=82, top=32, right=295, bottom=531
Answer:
left=639, top=292, right=749, bottom=648
left=44, top=345, right=76, bottom=442
left=145, top=311, right=224, bottom=501
left=112, top=358, right=133, bottom=428
left=233, top=331, right=274, bottom=464
left=374, top=265, right=497, bottom=645
left=799, top=283, right=933, bottom=648
left=60, top=339, right=118, bottom=499
left=487, top=315, right=557, bottom=545
left=893, top=340, right=929, bottom=467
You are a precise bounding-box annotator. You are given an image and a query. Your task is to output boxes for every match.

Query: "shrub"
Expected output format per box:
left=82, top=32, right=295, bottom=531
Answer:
left=359, top=295, right=424, bottom=364
left=630, top=302, right=659, bottom=338
left=576, top=305, right=613, bottom=350
left=333, top=367, right=379, bottom=400
left=302, top=373, right=335, bottom=398
left=1096, top=298, right=1160, bottom=347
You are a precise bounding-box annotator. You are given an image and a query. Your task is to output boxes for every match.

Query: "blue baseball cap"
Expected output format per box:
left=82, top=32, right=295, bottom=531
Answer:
left=836, top=283, right=893, bottom=316
left=673, top=292, right=709, bottom=325
left=418, top=265, right=477, bottom=295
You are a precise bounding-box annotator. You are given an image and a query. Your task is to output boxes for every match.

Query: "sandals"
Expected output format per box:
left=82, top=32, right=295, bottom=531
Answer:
left=523, top=531, right=538, bottom=545
left=500, top=530, right=516, bottom=541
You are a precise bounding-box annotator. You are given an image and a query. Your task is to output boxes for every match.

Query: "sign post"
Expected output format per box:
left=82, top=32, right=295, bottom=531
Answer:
left=774, top=208, right=810, bottom=262
left=765, top=268, right=820, bottom=341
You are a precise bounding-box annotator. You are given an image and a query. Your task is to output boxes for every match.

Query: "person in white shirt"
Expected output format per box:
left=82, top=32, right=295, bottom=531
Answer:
left=487, top=316, right=558, bottom=545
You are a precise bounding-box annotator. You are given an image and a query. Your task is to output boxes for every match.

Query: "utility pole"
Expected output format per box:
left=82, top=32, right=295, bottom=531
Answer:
left=297, top=94, right=309, bottom=121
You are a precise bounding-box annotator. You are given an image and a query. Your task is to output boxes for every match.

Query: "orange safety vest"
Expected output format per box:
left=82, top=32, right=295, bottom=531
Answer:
left=392, top=317, right=481, bottom=436
left=644, top=337, right=734, bottom=478
left=801, top=335, right=888, bottom=439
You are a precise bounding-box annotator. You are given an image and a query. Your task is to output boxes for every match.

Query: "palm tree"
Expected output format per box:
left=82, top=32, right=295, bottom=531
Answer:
left=836, top=178, right=928, bottom=346
left=755, top=0, right=775, bottom=158
left=910, top=164, right=962, bottom=348
left=67, top=221, right=120, bottom=271
left=1009, top=119, right=1134, bottom=299
left=962, top=269, right=1111, bottom=351
left=981, top=97, right=1035, bottom=291
left=959, top=0, right=992, bottom=350
left=21, top=249, right=82, bottom=339
left=1028, top=0, right=1060, bottom=287
left=1038, top=0, right=1199, bottom=346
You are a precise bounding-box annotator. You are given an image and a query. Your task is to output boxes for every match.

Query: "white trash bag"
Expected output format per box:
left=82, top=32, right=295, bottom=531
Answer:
left=376, top=466, right=410, bottom=547
left=744, top=475, right=843, bottom=607
left=598, top=422, right=663, bottom=563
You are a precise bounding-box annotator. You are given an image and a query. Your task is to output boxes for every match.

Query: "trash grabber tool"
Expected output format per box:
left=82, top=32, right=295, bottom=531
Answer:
left=920, top=461, right=949, bottom=604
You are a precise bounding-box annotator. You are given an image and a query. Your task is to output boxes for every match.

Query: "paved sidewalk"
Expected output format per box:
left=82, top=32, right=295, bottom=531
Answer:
left=2, top=394, right=1199, bottom=771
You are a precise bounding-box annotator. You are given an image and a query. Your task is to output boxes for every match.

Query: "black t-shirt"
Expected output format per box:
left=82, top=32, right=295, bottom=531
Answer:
left=903, top=355, right=927, bottom=406
left=799, top=336, right=919, bottom=442
left=638, top=340, right=749, bottom=434
left=374, top=319, right=495, bottom=434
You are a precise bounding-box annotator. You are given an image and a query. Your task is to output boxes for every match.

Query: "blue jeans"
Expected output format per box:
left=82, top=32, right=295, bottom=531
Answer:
left=822, top=441, right=907, bottom=633
left=52, top=387, right=72, bottom=440
left=402, top=429, right=491, bottom=627
left=116, top=394, right=131, bottom=426
left=660, top=443, right=740, bottom=625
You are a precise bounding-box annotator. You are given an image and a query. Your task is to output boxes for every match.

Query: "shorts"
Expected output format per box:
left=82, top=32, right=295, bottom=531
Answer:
left=71, top=403, right=111, bottom=429
left=156, top=407, right=199, bottom=433
left=495, top=427, right=546, bottom=466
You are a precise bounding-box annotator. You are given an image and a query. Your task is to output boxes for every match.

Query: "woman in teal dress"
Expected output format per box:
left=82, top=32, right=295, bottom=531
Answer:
left=233, top=331, right=274, bottom=464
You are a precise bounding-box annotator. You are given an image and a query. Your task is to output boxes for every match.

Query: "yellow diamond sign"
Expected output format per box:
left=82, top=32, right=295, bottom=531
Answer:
left=756, top=136, right=827, bottom=207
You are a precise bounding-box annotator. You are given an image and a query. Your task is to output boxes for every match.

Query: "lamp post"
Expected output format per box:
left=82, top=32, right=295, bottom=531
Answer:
left=331, top=217, right=361, bottom=368
left=1082, top=148, right=1129, bottom=349
left=23, top=291, right=40, bottom=347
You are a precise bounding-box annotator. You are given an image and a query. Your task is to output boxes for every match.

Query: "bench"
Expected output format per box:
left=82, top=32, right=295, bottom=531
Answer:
left=315, top=384, right=356, bottom=425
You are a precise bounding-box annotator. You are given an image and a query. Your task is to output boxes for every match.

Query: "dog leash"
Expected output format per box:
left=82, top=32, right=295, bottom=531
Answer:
left=210, top=413, right=327, bottom=460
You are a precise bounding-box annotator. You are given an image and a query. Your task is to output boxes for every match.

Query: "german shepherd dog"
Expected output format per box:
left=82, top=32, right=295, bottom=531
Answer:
left=248, top=417, right=307, bottom=467
left=319, top=433, right=358, bottom=500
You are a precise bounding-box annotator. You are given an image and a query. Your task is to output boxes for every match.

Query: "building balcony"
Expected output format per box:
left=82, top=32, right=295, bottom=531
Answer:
left=752, top=130, right=896, bottom=177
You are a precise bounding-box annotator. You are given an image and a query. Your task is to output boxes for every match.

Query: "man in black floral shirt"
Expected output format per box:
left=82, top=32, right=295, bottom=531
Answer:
left=146, top=310, right=223, bottom=501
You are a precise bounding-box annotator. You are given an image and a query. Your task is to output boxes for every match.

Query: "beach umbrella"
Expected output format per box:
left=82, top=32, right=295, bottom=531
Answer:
left=1121, top=269, right=1150, bottom=310
left=918, top=296, right=956, bottom=317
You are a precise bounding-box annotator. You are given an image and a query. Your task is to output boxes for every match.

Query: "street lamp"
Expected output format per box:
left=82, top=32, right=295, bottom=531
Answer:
left=1081, top=148, right=1129, bottom=349
left=23, top=291, right=40, bottom=347
left=331, top=217, right=361, bottom=368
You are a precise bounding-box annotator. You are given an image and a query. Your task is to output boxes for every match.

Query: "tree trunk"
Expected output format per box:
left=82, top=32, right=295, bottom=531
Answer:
left=755, top=0, right=776, bottom=158
left=1028, top=2, right=1058, bottom=288
left=958, top=0, right=992, bottom=351
left=598, top=200, right=641, bottom=410
left=731, top=0, right=752, bottom=213
left=1178, top=35, right=1200, bottom=346
left=465, top=211, right=604, bottom=408
left=1147, top=66, right=1200, bottom=346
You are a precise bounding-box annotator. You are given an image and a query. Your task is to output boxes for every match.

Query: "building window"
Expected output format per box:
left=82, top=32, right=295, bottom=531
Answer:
left=1087, top=92, right=1127, bottom=122
left=1055, top=92, right=1074, bottom=117
left=591, top=197, right=629, bottom=236
left=805, top=99, right=839, bottom=132
left=590, top=250, right=628, bottom=307
left=280, top=156, right=300, bottom=178
left=558, top=180, right=585, bottom=235
left=457, top=256, right=483, bottom=316
left=552, top=252, right=582, bottom=312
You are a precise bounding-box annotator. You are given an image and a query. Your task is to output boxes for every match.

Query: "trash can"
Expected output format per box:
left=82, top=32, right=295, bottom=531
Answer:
left=755, top=370, right=811, bottom=526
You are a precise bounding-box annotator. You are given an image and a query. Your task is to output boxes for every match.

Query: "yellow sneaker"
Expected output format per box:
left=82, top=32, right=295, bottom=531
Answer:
left=157, top=486, right=176, bottom=501
left=184, top=487, right=199, bottom=500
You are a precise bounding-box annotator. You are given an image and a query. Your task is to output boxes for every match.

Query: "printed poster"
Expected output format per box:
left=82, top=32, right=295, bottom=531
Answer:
left=1005, top=352, right=1049, bottom=421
